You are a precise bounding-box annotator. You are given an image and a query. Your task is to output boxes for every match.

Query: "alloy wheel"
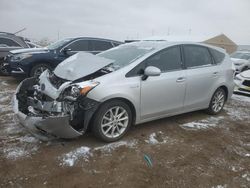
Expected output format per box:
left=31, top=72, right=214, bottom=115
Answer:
left=211, top=90, right=225, bottom=113
left=101, top=106, right=129, bottom=138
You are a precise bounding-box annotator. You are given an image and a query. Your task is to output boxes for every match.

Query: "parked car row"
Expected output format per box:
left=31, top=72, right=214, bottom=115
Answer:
left=13, top=41, right=235, bottom=142
left=4, top=37, right=122, bottom=78
left=230, top=50, right=250, bottom=73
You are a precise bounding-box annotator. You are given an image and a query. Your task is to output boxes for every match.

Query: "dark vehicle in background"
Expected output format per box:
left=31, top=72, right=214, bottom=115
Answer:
left=7, top=37, right=122, bottom=78
left=0, top=32, right=30, bottom=75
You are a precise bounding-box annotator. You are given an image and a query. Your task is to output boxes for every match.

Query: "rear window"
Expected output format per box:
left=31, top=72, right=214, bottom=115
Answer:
left=210, top=48, right=225, bottom=64
left=183, top=45, right=213, bottom=68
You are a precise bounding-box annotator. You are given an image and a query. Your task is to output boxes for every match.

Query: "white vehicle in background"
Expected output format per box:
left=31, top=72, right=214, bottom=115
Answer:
left=230, top=51, right=250, bottom=73
left=234, top=70, right=250, bottom=95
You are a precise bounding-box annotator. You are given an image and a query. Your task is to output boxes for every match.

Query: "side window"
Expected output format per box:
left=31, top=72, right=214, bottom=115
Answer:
left=67, top=40, right=90, bottom=51
left=0, top=37, right=21, bottom=47
left=145, top=46, right=182, bottom=72
left=91, top=40, right=113, bottom=51
left=183, top=45, right=213, bottom=68
left=209, top=48, right=225, bottom=64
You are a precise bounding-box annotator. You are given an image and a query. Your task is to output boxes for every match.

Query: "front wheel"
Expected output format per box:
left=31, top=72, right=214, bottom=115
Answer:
left=30, top=63, right=51, bottom=78
left=92, top=100, right=132, bottom=142
left=206, top=88, right=226, bottom=115
left=0, top=61, right=10, bottom=76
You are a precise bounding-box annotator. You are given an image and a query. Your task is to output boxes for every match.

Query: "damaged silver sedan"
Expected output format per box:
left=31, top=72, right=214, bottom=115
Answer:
left=13, top=41, right=235, bottom=142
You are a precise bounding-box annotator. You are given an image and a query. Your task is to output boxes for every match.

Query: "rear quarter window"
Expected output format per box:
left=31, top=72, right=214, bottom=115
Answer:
left=209, top=48, right=225, bottom=64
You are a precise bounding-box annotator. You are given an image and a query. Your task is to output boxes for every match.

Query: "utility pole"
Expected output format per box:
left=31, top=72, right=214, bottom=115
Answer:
left=57, top=29, right=60, bottom=40
left=188, top=29, right=192, bottom=35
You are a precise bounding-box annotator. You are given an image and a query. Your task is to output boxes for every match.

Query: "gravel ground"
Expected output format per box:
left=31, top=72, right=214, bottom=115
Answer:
left=0, top=76, right=250, bottom=188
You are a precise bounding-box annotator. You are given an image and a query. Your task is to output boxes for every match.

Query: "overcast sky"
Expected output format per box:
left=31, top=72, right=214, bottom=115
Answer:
left=0, top=0, right=250, bottom=44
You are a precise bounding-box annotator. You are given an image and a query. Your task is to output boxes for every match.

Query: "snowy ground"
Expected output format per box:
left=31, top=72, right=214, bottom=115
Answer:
left=0, top=76, right=250, bottom=188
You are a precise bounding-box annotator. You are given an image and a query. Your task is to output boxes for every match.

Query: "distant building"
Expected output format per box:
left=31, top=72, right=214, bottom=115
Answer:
left=203, top=34, right=237, bottom=54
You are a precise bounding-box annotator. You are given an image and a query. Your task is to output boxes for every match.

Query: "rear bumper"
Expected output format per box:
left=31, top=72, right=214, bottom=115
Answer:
left=13, top=81, right=83, bottom=139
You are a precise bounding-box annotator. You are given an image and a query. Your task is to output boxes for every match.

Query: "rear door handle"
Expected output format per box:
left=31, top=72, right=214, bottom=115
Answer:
left=176, top=77, right=186, bottom=83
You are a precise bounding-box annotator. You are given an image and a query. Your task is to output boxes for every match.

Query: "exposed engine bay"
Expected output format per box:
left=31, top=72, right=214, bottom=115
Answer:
left=16, top=73, right=100, bottom=135
left=13, top=52, right=117, bottom=138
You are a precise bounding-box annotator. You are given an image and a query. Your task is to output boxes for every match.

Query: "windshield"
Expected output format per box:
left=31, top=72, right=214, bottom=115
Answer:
left=231, top=52, right=250, bottom=60
left=47, top=38, right=72, bottom=50
left=97, top=44, right=154, bottom=70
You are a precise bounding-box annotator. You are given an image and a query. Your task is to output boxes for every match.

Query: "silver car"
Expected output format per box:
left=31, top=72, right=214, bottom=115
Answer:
left=13, top=41, right=235, bottom=142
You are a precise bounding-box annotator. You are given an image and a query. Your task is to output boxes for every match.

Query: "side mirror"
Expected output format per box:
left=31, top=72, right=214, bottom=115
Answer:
left=63, top=48, right=73, bottom=55
left=142, top=66, right=161, bottom=80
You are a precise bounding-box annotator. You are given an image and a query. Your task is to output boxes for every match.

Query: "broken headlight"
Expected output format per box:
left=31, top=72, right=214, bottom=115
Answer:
left=62, top=81, right=99, bottom=100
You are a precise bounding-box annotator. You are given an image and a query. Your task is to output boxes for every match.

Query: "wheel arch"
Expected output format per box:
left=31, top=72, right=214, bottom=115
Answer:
left=217, top=85, right=229, bottom=101
left=29, top=61, right=53, bottom=76
left=100, top=97, right=137, bottom=125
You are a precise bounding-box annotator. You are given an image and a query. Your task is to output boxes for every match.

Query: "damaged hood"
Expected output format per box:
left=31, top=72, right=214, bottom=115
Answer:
left=54, top=52, right=114, bottom=81
left=240, top=70, right=250, bottom=78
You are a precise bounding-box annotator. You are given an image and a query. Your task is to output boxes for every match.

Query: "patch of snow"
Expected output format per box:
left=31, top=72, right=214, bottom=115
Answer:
left=59, top=146, right=92, bottom=167
left=145, top=131, right=172, bottom=145
left=211, top=185, right=227, bottom=188
left=232, top=94, right=250, bottom=103
left=242, top=173, right=250, bottom=181
left=18, top=135, right=39, bottom=143
left=0, top=95, right=10, bottom=103
left=94, top=140, right=137, bottom=153
left=3, top=145, right=38, bottom=160
left=224, top=106, right=249, bottom=121
left=59, top=140, right=138, bottom=166
left=146, top=133, right=159, bottom=144
left=180, top=116, right=224, bottom=130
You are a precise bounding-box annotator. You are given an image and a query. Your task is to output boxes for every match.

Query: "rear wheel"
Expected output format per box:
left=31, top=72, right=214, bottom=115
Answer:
left=30, top=63, right=51, bottom=77
left=206, top=88, right=226, bottom=115
left=92, top=100, right=132, bottom=142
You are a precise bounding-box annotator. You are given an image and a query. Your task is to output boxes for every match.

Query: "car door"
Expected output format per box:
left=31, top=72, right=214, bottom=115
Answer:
left=66, top=39, right=91, bottom=54
left=182, top=44, right=220, bottom=110
left=140, top=46, right=187, bottom=120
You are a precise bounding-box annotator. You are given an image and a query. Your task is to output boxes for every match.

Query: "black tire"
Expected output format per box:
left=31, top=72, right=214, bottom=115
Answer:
left=206, top=88, right=226, bottom=115
left=92, top=100, right=132, bottom=142
left=30, top=63, right=51, bottom=77
left=0, top=60, right=10, bottom=76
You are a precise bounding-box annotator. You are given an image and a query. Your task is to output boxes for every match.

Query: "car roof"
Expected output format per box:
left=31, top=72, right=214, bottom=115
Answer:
left=65, top=37, right=123, bottom=44
left=121, top=41, right=226, bottom=53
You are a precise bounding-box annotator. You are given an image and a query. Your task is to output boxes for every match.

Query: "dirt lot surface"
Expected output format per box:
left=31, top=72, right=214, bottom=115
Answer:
left=0, top=76, right=250, bottom=188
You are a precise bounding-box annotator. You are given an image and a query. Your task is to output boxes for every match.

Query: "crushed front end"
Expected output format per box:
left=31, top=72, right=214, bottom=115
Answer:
left=13, top=70, right=100, bottom=139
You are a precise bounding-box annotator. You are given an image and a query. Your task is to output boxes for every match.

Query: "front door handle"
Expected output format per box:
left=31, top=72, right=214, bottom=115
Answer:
left=176, top=77, right=186, bottom=83
left=213, top=72, right=219, bottom=77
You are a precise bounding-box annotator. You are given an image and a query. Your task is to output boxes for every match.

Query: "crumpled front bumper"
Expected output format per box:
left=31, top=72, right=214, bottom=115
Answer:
left=12, top=81, right=83, bottom=139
